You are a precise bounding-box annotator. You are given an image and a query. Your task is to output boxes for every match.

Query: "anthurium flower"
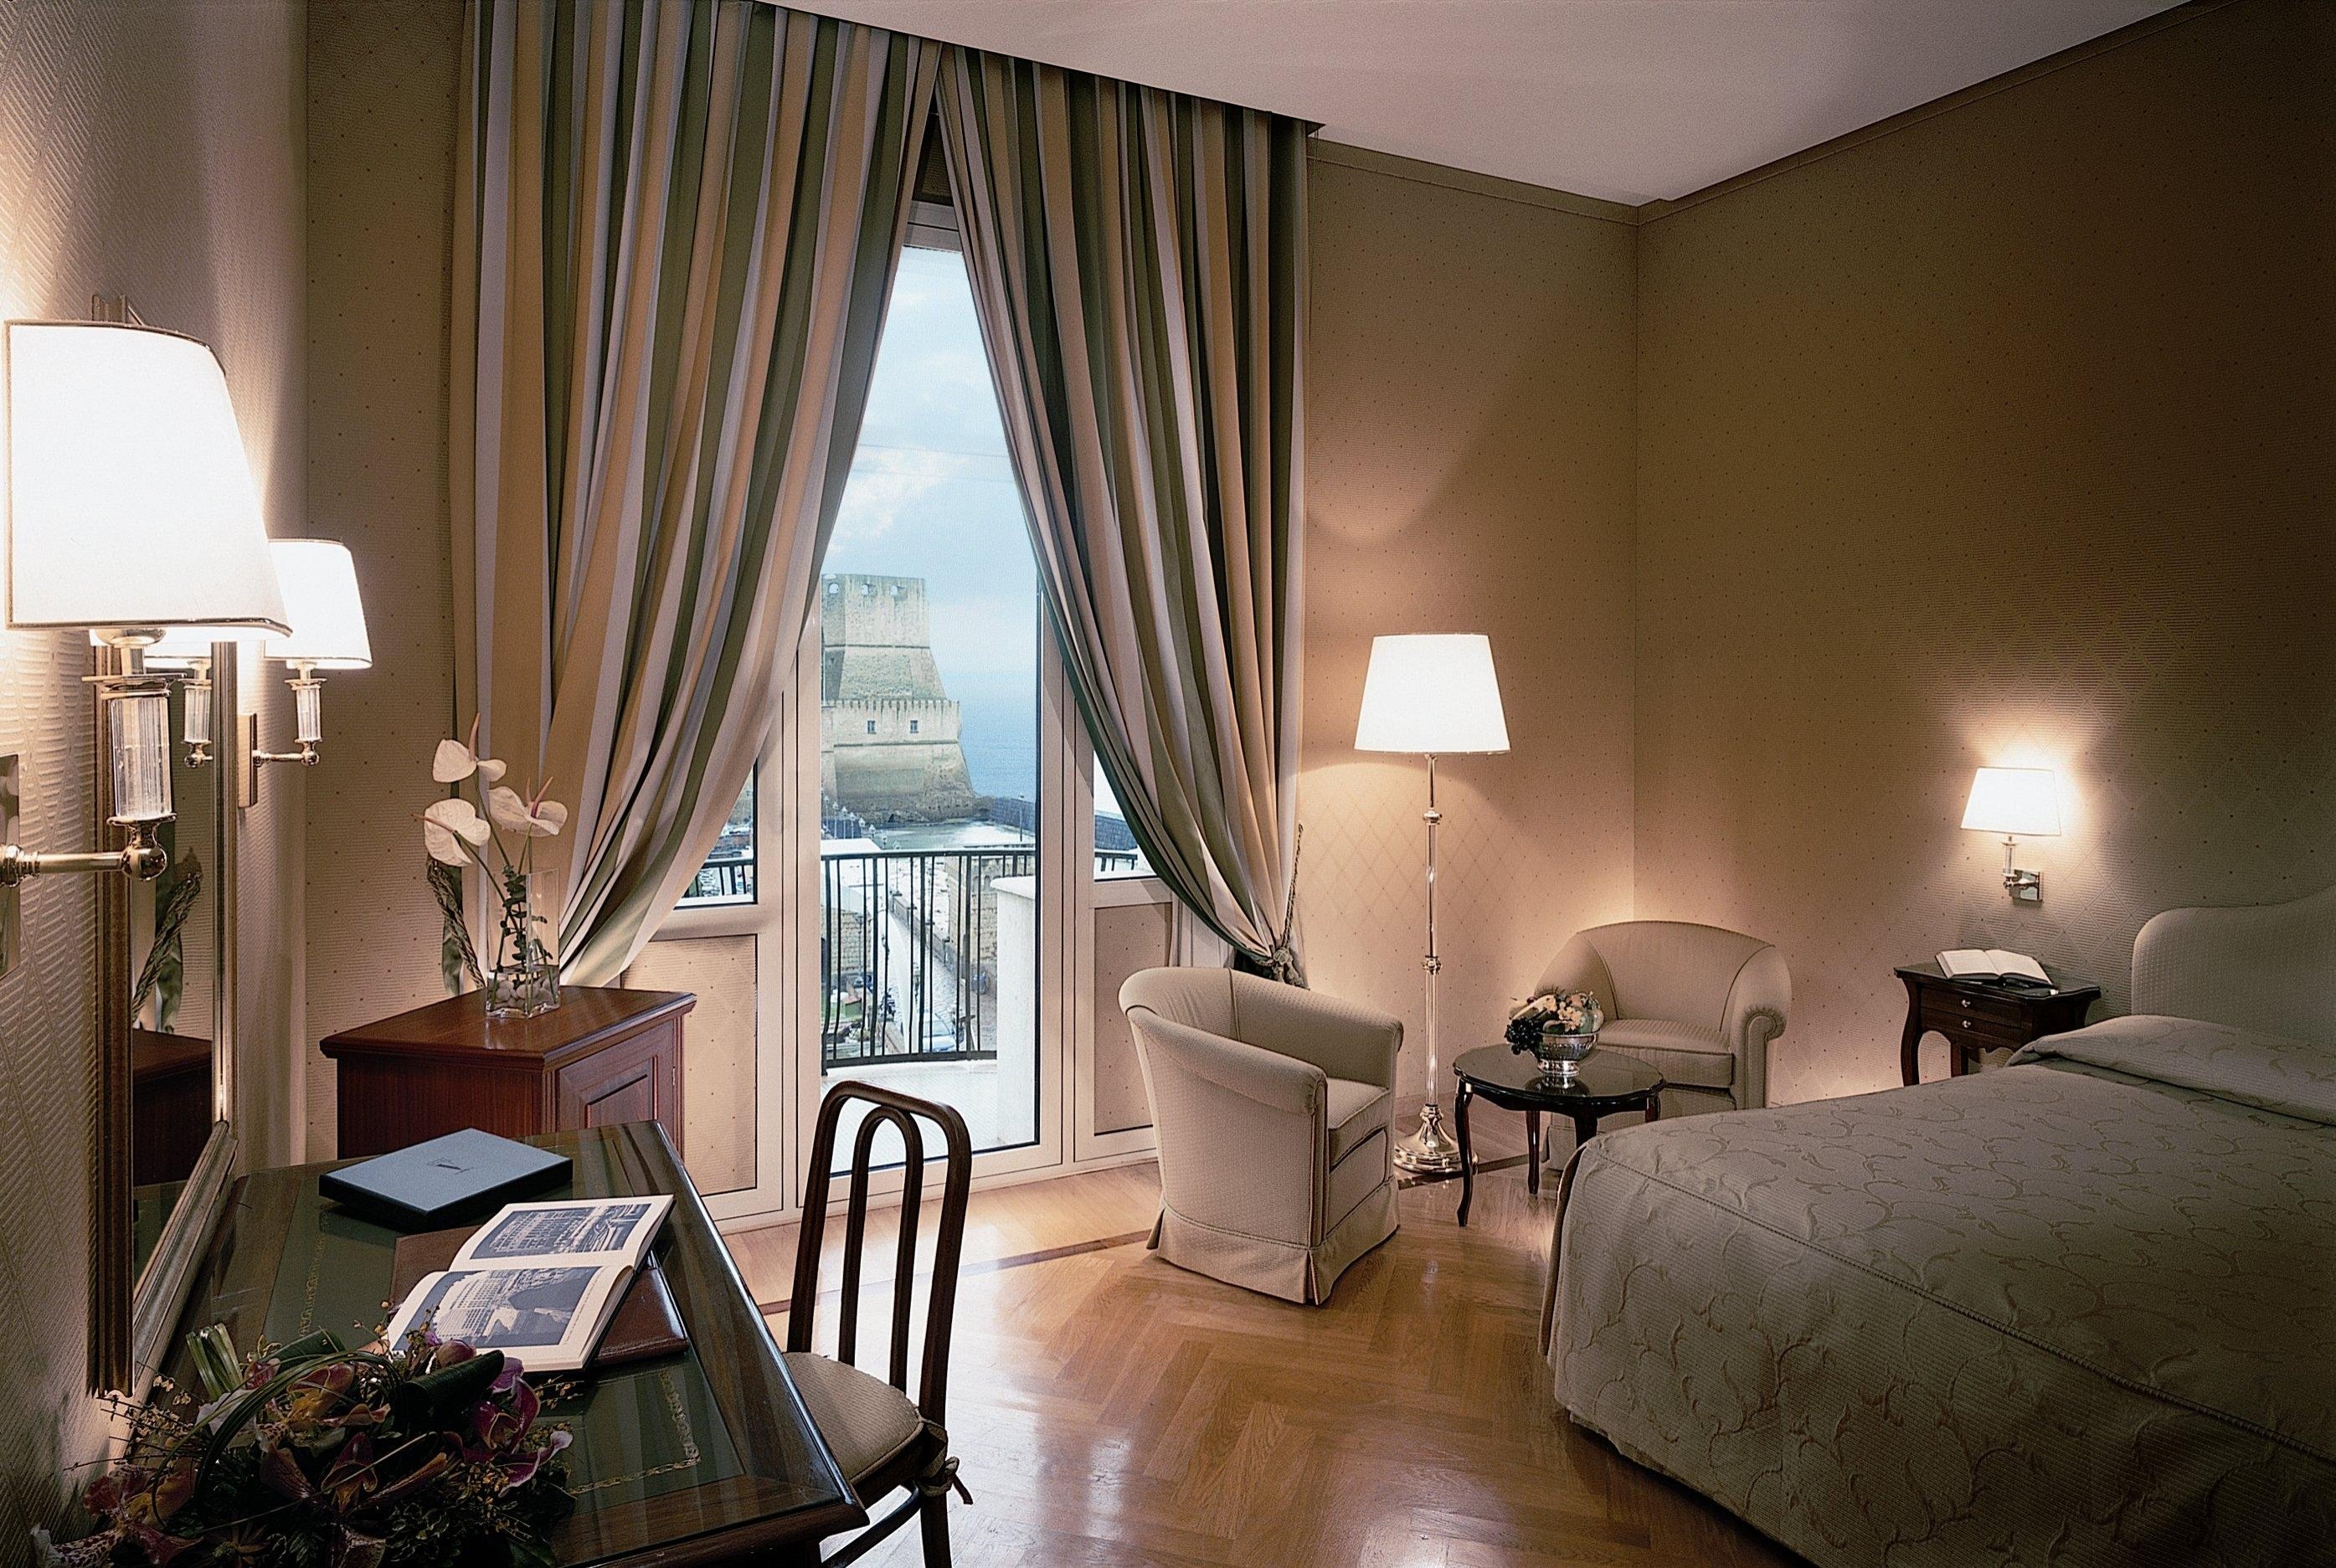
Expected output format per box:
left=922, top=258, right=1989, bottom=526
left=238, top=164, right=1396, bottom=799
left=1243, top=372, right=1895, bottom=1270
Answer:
left=421, top=799, right=491, bottom=865
left=432, top=717, right=507, bottom=784
left=488, top=783, right=569, bottom=839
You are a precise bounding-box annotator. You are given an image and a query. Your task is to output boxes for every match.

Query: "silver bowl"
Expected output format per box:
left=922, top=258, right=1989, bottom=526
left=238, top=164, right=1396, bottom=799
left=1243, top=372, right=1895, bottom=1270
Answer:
left=1534, top=1028, right=1598, bottom=1082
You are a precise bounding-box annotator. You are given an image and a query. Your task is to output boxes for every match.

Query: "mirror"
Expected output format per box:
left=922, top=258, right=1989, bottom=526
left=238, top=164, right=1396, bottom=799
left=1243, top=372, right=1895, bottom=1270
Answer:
left=94, top=641, right=237, bottom=1392
left=128, top=669, right=224, bottom=1277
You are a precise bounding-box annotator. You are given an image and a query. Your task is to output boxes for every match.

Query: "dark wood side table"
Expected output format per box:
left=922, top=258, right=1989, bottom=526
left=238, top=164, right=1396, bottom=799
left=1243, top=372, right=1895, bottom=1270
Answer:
left=1450, top=1045, right=1665, bottom=1226
left=1895, top=963, right=2099, bottom=1086
left=322, top=986, right=694, bottom=1159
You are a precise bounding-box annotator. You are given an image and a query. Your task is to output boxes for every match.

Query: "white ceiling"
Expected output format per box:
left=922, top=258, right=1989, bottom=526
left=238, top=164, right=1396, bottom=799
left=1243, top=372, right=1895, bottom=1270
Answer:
left=792, top=0, right=2186, bottom=205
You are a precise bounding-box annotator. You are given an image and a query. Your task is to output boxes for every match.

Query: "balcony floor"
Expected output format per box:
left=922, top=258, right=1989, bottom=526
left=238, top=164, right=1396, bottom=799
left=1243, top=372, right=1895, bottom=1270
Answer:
left=823, top=1056, right=1039, bottom=1157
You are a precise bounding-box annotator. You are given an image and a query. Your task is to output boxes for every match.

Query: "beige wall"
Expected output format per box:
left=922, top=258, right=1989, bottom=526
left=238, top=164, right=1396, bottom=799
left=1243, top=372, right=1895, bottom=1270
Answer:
left=302, top=0, right=466, bottom=1156
left=1633, top=0, right=2336, bottom=1102
left=1298, top=149, right=1639, bottom=1078
left=0, top=0, right=305, bottom=1551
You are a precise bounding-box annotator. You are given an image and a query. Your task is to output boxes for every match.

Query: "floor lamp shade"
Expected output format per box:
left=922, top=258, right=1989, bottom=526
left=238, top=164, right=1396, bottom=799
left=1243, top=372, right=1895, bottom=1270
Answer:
left=5, top=320, right=289, bottom=635
left=1355, top=634, right=1510, bottom=754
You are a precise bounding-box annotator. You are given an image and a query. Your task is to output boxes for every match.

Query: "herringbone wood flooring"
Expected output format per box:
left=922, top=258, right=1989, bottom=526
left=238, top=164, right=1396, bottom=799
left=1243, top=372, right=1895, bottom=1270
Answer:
left=748, top=1127, right=1800, bottom=1567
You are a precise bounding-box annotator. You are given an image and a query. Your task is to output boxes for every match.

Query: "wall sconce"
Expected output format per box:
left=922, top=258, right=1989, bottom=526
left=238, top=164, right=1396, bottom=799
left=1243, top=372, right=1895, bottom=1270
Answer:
left=1962, top=766, right=2061, bottom=904
left=250, top=539, right=373, bottom=770
left=1, top=318, right=289, bottom=886
left=141, top=625, right=229, bottom=766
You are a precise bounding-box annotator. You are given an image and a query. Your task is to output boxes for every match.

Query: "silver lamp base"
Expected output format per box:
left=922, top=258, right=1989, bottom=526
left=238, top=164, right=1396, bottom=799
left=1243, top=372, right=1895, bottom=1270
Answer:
left=1393, top=1099, right=1465, bottom=1175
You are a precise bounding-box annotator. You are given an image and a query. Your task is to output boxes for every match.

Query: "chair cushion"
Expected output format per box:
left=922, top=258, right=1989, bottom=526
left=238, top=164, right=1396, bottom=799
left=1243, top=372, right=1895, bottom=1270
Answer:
left=1325, top=1077, right=1391, bottom=1164
left=784, top=1350, right=924, bottom=1484
left=1596, top=1020, right=1737, bottom=1089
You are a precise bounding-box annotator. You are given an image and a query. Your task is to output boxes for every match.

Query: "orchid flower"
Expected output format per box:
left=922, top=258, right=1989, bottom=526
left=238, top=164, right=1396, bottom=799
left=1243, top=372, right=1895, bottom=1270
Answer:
left=421, top=799, right=491, bottom=865
left=432, top=717, right=507, bottom=785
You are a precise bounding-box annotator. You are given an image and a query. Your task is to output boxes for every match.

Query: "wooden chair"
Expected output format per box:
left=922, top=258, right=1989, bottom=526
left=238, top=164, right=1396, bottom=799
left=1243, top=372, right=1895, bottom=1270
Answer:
left=786, top=1082, right=975, bottom=1565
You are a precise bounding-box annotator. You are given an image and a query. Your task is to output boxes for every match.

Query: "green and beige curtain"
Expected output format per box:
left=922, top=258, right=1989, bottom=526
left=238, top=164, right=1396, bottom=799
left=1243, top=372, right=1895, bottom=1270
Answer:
left=937, top=52, right=1310, bottom=976
left=452, top=1, right=939, bottom=983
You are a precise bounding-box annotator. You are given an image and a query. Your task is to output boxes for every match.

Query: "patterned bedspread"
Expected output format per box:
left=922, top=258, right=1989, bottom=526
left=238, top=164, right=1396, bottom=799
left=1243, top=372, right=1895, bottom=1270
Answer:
left=1547, top=1014, right=2336, bottom=1567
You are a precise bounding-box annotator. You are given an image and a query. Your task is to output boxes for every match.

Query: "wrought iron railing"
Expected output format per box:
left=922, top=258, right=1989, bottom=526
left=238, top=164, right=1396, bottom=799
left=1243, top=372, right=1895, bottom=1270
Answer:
left=821, top=846, right=1036, bottom=1071
left=684, top=852, right=754, bottom=904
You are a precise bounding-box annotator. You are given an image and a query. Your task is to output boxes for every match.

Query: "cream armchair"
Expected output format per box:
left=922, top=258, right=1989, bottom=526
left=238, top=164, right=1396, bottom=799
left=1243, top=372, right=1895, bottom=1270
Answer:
left=1119, top=969, right=1402, bottom=1305
left=1535, top=921, right=1791, bottom=1118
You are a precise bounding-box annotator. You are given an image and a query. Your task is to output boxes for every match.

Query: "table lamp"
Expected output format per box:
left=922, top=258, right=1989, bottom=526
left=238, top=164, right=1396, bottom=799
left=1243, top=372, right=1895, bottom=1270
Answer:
left=1962, top=766, right=2060, bottom=904
left=1356, top=633, right=1510, bottom=1175
left=3, top=318, right=288, bottom=885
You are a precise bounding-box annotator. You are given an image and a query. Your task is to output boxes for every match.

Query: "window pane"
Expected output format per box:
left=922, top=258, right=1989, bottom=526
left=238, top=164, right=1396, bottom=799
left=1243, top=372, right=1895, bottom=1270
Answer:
left=1093, top=758, right=1153, bottom=880
left=815, top=244, right=1041, bottom=1162
left=678, top=771, right=754, bottom=907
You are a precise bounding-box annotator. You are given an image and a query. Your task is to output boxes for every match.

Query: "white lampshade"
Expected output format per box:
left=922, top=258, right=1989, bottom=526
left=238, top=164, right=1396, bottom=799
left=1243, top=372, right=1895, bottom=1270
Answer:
left=6, top=321, right=288, bottom=635
left=262, top=539, right=372, bottom=669
left=1962, top=767, right=2061, bottom=838
left=1355, top=633, right=1510, bottom=755
left=136, top=624, right=266, bottom=667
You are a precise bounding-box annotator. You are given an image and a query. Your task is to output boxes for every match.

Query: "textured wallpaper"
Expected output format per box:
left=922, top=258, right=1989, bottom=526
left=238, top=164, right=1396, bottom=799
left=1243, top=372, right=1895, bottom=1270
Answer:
left=301, top=0, right=467, bottom=1157
left=1633, top=0, right=2336, bottom=1103
left=1298, top=152, right=1639, bottom=1088
left=0, top=0, right=305, bottom=1553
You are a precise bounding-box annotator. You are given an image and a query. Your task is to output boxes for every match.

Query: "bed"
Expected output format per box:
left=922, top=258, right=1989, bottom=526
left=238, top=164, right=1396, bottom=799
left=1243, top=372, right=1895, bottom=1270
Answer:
left=1543, top=887, right=2336, bottom=1567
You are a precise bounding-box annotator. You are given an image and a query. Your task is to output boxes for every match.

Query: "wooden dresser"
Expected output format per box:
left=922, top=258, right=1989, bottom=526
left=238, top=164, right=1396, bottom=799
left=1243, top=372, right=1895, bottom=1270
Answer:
left=322, top=986, right=693, bottom=1159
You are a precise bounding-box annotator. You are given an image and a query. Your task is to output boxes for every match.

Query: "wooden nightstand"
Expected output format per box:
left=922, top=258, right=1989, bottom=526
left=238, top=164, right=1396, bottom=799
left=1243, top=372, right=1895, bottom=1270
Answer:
left=322, top=986, right=694, bottom=1158
left=1895, top=963, right=2099, bottom=1086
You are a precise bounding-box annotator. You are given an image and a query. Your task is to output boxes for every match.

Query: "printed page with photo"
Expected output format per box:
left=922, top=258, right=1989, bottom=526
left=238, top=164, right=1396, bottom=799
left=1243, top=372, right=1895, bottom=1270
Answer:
left=451, top=1195, right=673, bottom=1270
left=383, top=1194, right=674, bottom=1372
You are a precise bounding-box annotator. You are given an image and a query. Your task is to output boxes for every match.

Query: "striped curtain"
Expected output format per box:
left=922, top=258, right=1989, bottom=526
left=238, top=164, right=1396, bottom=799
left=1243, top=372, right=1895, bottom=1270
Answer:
left=453, top=2, right=939, bottom=983
left=935, top=50, right=1310, bottom=977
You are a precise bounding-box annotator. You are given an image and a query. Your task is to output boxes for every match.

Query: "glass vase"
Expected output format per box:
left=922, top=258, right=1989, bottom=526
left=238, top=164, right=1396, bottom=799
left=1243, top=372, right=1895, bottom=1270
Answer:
left=485, top=868, right=561, bottom=1020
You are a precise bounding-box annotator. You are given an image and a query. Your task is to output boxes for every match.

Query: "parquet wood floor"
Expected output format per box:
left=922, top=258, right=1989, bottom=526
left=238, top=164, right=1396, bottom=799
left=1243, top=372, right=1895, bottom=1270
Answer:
left=738, top=1118, right=1800, bottom=1567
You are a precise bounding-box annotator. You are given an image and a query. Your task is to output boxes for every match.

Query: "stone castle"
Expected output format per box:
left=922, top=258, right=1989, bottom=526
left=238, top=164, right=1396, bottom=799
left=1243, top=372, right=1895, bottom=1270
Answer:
left=819, top=573, right=978, bottom=822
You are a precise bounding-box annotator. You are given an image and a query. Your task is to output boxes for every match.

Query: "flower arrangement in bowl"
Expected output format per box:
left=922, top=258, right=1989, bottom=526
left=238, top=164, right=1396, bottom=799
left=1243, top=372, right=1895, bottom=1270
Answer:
left=420, top=719, right=569, bottom=1020
left=1505, top=989, right=1607, bottom=1080
left=39, top=1326, right=573, bottom=1568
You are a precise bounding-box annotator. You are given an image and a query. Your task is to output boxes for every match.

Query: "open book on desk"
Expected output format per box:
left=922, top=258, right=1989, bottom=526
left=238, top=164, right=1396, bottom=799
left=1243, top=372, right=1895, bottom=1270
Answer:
left=382, top=1194, right=674, bottom=1373
left=1937, top=949, right=2051, bottom=987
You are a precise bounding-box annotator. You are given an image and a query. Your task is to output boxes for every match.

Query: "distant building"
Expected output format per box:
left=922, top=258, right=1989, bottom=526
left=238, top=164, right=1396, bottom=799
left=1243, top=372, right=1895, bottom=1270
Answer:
left=819, top=573, right=978, bottom=821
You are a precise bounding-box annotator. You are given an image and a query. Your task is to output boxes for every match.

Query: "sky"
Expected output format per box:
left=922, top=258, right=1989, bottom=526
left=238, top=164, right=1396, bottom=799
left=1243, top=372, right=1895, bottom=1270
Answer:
left=821, top=245, right=1041, bottom=801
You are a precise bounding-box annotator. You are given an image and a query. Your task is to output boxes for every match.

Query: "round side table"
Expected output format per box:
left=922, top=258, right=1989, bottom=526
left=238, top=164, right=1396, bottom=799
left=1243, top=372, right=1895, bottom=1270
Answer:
left=1449, top=1045, right=1665, bottom=1226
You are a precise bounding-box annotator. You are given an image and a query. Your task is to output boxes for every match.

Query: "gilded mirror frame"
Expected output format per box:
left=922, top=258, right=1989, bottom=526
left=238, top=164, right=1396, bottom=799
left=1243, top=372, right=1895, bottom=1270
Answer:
left=92, top=640, right=239, bottom=1394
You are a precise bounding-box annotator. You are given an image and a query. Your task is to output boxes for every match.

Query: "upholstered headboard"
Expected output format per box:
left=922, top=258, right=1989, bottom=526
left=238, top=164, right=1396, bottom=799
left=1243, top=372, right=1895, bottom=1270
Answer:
left=2132, top=884, right=2336, bottom=1042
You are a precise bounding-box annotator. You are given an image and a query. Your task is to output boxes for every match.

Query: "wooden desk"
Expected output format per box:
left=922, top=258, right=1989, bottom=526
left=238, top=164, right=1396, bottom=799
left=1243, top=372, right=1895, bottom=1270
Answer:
left=156, top=1123, right=862, bottom=1566
left=1895, top=962, right=2100, bottom=1085
left=322, top=988, right=692, bottom=1159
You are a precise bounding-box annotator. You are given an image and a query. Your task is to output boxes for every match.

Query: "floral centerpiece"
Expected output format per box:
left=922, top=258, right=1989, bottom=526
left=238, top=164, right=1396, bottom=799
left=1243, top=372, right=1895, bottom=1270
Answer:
left=421, top=720, right=569, bottom=1020
left=1506, top=989, right=1606, bottom=1078
left=39, top=1327, right=573, bottom=1568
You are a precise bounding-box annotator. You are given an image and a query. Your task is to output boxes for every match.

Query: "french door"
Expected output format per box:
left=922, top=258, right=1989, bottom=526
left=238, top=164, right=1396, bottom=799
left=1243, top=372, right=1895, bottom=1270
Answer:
left=644, top=234, right=1189, bottom=1224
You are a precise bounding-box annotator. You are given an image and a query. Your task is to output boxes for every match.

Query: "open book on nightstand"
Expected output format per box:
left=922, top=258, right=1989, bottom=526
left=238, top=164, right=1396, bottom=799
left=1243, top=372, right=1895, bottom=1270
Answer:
left=1936, top=948, right=2051, bottom=986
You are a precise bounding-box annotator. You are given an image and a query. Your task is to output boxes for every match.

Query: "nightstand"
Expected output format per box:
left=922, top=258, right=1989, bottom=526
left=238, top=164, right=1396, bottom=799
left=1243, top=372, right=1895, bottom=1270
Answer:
left=1895, top=963, right=2099, bottom=1086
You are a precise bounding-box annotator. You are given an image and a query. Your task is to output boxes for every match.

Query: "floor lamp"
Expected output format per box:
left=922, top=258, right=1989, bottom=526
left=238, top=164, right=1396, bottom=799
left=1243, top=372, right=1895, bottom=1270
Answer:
left=1355, top=634, right=1510, bottom=1175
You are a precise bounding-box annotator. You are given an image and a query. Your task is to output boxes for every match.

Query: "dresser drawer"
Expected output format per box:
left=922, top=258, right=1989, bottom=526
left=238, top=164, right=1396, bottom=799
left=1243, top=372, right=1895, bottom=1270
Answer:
left=1920, top=1001, right=2030, bottom=1050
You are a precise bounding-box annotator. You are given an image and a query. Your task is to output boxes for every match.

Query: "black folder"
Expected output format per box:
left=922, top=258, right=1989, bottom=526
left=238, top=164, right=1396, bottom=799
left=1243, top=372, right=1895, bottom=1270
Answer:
left=319, top=1128, right=570, bottom=1230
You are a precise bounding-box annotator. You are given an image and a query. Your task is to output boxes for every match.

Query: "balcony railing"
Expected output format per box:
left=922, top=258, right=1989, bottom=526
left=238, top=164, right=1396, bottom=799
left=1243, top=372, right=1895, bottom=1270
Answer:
left=821, top=846, right=1034, bottom=1071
